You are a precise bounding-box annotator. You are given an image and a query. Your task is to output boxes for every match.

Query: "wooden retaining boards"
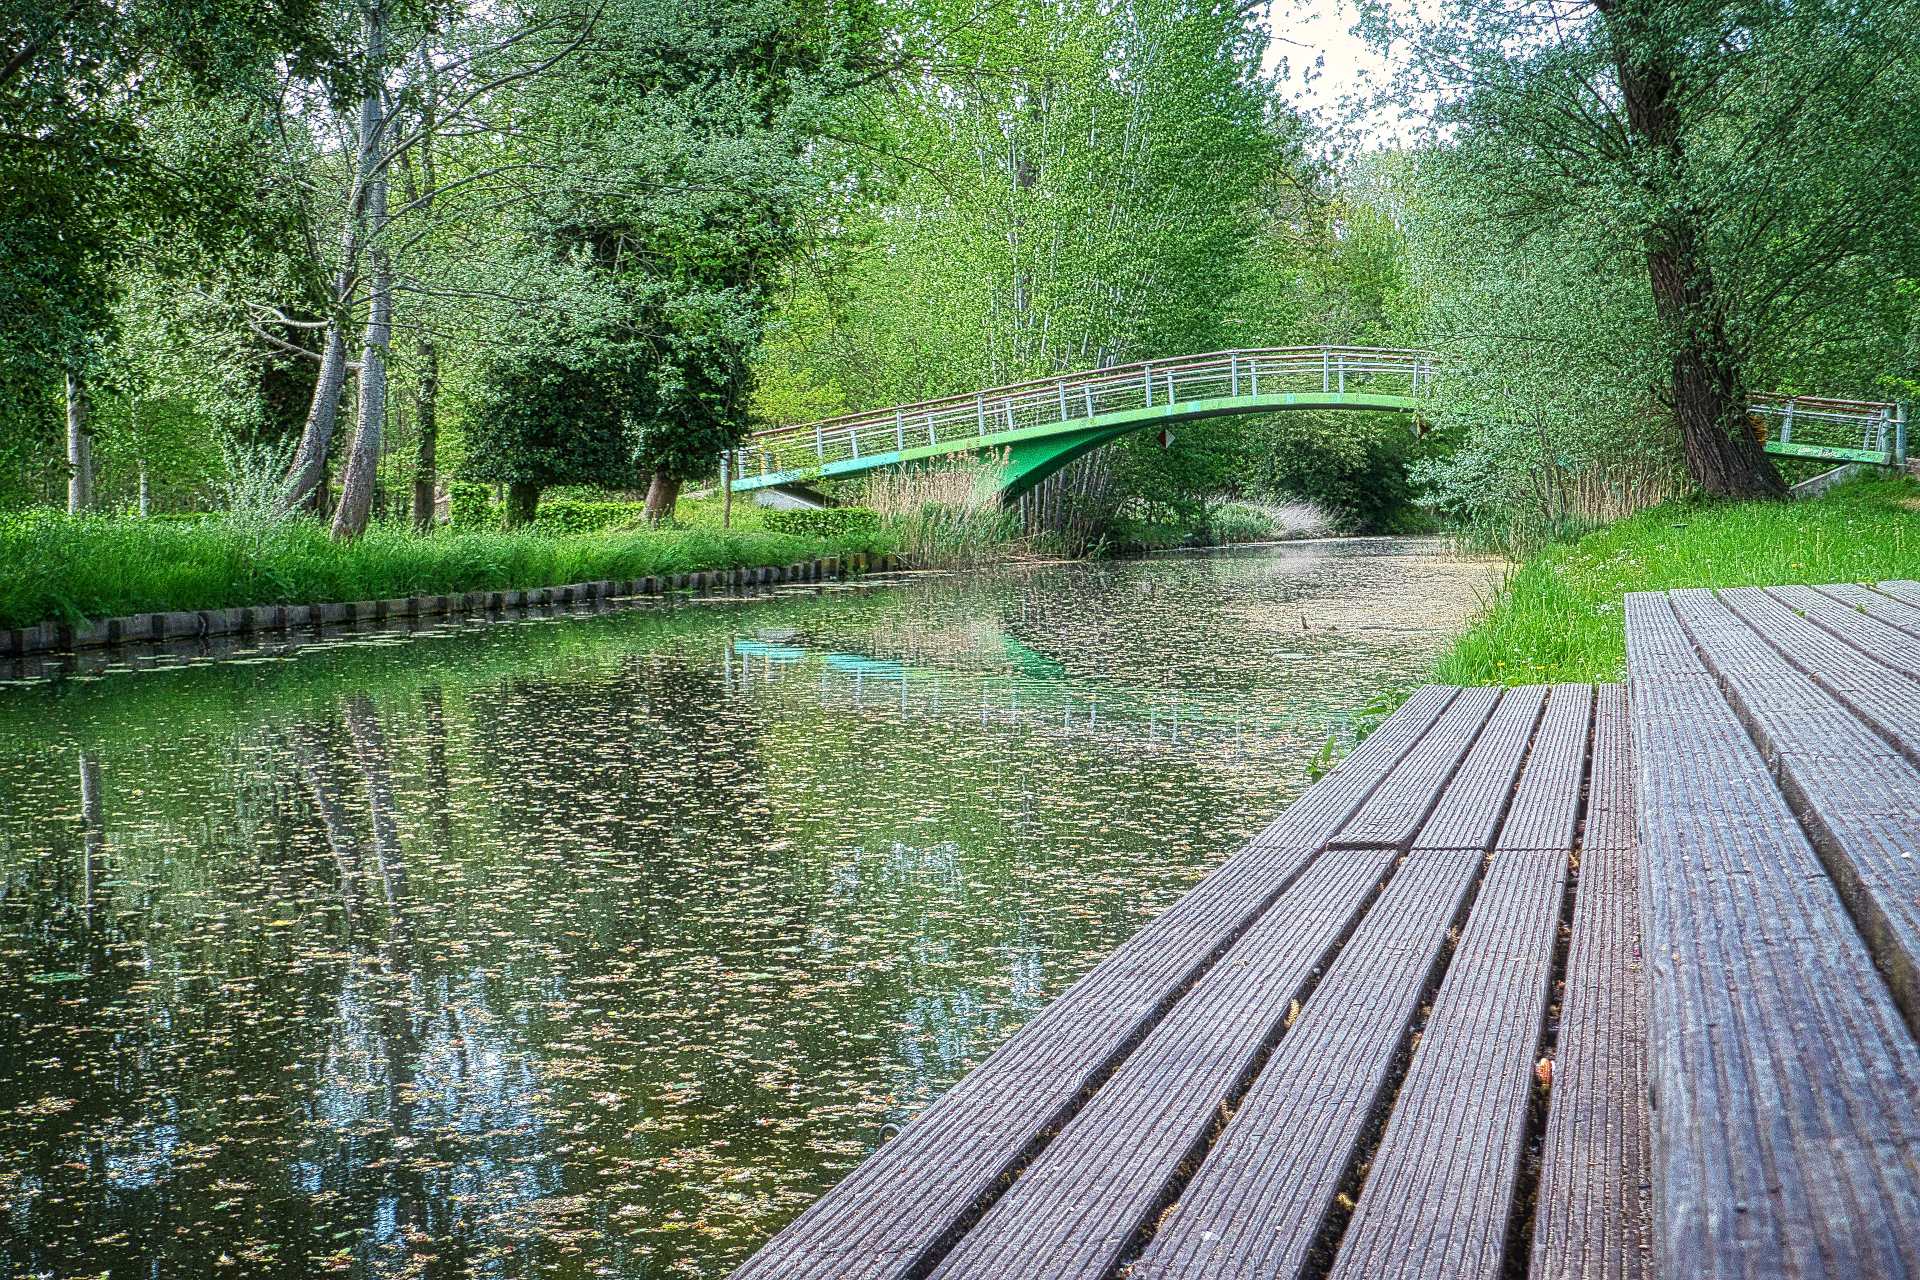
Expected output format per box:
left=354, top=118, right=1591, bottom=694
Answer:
left=1248, top=684, right=1460, bottom=848
left=1626, top=591, right=1920, bottom=1280
left=1532, top=683, right=1651, bottom=1280
left=1414, top=685, right=1546, bottom=850
left=1, top=554, right=890, bottom=658
left=1877, top=579, right=1920, bottom=611
left=1809, top=581, right=1920, bottom=640
left=729, top=688, right=1462, bottom=1280
left=1715, top=586, right=1920, bottom=759
left=1328, top=849, right=1567, bottom=1280
left=1784, top=584, right=1920, bottom=674
left=1127, top=848, right=1485, bottom=1280
left=924, top=847, right=1396, bottom=1279
left=1496, top=684, right=1593, bottom=852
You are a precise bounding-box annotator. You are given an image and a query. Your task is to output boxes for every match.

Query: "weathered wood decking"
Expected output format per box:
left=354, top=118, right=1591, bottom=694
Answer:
left=732, top=579, right=1920, bottom=1280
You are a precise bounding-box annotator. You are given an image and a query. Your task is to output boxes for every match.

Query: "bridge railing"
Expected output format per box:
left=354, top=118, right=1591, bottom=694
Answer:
left=731, top=346, right=1438, bottom=485
left=1749, top=394, right=1906, bottom=465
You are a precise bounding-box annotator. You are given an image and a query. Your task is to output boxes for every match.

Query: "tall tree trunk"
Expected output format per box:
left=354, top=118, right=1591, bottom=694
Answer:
left=411, top=339, right=438, bottom=531
left=65, top=369, right=92, bottom=514
left=331, top=5, right=392, bottom=541
left=281, top=322, right=350, bottom=514
left=1600, top=0, right=1783, bottom=499
left=331, top=245, right=390, bottom=540
left=136, top=458, right=149, bottom=515
left=644, top=470, right=681, bottom=524
left=504, top=481, right=540, bottom=527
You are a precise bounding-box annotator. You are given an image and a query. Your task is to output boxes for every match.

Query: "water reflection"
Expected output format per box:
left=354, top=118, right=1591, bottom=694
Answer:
left=0, top=539, right=1496, bottom=1278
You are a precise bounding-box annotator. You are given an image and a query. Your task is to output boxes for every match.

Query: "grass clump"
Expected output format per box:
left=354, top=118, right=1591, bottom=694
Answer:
left=0, top=509, right=896, bottom=629
left=1437, top=473, right=1920, bottom=685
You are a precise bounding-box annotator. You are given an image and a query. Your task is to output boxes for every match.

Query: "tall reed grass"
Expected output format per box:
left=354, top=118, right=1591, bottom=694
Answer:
left=862, top=459, right=1024, bottom=568
left=0, top=510, right=895, bottom=629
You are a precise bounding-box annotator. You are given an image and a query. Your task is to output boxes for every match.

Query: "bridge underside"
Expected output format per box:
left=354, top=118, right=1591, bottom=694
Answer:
left=732, top=392, right=1421, bottom=502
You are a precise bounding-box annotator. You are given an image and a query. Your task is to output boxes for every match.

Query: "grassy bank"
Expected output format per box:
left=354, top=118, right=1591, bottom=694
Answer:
left=0, top=512, right=897, bottom=630
left=1438, top=474, right=1920, bottom=685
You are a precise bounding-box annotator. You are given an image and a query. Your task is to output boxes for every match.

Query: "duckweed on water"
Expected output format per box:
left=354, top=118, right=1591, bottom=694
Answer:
left=0, top=540, right=1495, bottom=1278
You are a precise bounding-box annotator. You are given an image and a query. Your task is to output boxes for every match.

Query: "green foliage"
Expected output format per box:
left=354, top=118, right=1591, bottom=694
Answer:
left=1207, top=503, right=1279, bottom=545
left=1255, top=413, right=1420, bottom=533
left=462, top=331, right=651, bottom=495
left=882, top=502, right=1022, bottom=569
left=1364, top=0, right=1920, bottom=519
left=762, top=506, right=881, bottom=538
left=530, top=500, right=651, bottom=535
left=0, top=510, right=897, bottom=629
left=448, top=482, right=492, bottom=531
left=1438, top=475, right=1920, bottom=685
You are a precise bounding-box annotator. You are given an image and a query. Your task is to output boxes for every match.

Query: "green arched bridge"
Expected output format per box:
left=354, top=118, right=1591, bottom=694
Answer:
left=725, top=346, right=1909, bottom=500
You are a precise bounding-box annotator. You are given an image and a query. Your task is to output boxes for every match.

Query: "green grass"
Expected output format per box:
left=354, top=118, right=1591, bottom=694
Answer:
left=0, top=510, right=896, bottom=630
left=1437, top=473, right=1920, bottom=685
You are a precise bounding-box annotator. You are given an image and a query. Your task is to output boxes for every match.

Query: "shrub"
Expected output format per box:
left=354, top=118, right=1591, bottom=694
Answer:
left=1207, top=502, right=1280, bottom=544
left=449, top=482, right=494, bottom=530
left=763, top=506, right=883, bottom=538
left=530, top=499, right=648, bottom=535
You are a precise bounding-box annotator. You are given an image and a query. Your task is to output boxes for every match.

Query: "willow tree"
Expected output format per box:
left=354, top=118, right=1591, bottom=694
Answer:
left=1362, top=0, right=1920, bottom=498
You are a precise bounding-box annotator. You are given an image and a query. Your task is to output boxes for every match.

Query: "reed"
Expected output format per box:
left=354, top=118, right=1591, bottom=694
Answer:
left=862, top=459, right=1025, bottom=568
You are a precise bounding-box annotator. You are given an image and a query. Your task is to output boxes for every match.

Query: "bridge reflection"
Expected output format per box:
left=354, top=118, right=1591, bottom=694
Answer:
left=724, top=634, right=1351, bottom=754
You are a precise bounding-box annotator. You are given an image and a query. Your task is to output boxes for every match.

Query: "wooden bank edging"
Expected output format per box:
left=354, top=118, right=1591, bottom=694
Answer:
left=4, top=551, right=902, bottom=658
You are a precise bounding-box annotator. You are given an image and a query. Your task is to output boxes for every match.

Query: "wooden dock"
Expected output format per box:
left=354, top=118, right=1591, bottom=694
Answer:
left=731, top=580, right=1920, bottom=1280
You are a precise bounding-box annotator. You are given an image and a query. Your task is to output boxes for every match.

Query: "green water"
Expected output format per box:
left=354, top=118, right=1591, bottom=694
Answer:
left=0, top=539, right=1497, bottom=1279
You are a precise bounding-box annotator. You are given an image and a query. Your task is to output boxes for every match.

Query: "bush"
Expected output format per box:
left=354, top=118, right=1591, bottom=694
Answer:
left=530, top=499, right=648, bottom=535
left=763, top=506, right=883, bottom=538
left=1207, top=502, right=1280, bottom=544
left=449, top=482, right=494, bottom=530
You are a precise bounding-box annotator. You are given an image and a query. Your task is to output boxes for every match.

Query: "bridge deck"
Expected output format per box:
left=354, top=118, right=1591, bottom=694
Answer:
left=730, top=580, right=1920, bottom=1280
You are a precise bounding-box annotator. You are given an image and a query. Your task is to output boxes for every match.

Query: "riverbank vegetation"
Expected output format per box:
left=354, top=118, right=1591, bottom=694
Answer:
left=1439, top=475, right=1920, bottom=686
left=0, top=510, right=892, bottom=631
left=4, top=0, right=1918, bottom=615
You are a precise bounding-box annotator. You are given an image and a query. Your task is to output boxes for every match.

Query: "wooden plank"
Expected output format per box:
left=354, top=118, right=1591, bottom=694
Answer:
left=1532, top=686, right=1650, bottom=1280
left=1672, top=587, right=1920, bottom=1026
left=730, top=687, right=1460, bottom=1280
left=1328, top=849, right=1568, bottom=1280
left=1626, top=590, right=1920, bottom=1280
left=1705, top=587, right=1920, bottom=757
left=1127, top=848, right=1484, bottom=1280
left=1249, top=685, right=1460, bottom=849
left=1877, top=579, right=1920, bottom=611
left=1330, top=686, right=1502, bottom=848
left=1581, top=684, right=1634, bottom=853
left=1808, top=582, right=1920, bottom=658
left=1414, top=685, right=1545, bottom=850
left=925, top=848, right=1397, bottom=1279
left=1495, top=683, right=1593, bottom=852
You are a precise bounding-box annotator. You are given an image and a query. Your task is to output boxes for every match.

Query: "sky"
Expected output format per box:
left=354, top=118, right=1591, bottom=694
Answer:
left=1265, top=0, right=1420, bottom=141
left=1267, top=1, right=1387, bottom=113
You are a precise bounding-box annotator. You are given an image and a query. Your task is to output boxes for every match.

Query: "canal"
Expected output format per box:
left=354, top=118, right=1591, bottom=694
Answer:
left=0, top=538, right=1497, bottom=1278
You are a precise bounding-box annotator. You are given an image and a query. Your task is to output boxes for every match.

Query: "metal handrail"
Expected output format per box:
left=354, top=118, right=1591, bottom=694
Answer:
left=730, top=348, right=1908, bottom=487
left=737, top=346, right=1437, bottom=481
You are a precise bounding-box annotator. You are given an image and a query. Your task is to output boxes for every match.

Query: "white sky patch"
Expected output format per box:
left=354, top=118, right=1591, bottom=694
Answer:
left=1263, top=0, right=1428, bottom=145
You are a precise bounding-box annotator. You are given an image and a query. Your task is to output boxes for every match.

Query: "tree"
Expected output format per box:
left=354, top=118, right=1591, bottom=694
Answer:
left=462, top=321, right=650, bottom=525
left=0, top=0, right=335, bottom=508
left=489, top=0, right=829, bottom=524
left=1360, top=0, right=1920, bottom=498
